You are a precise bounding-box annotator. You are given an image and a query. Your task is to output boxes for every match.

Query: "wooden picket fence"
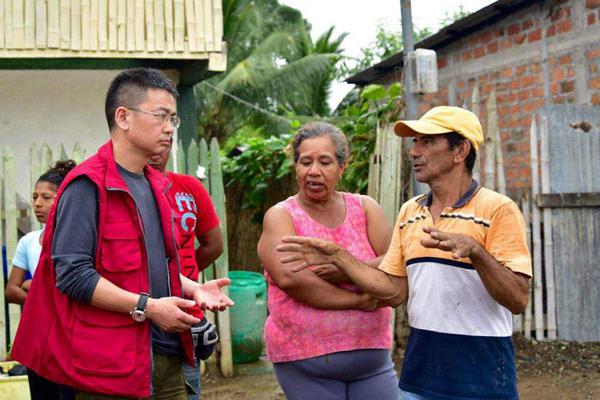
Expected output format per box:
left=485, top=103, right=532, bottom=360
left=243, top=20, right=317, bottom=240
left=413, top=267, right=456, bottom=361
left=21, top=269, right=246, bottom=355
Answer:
left=469, top=88, right=557, bottom=340
left=0, top=138, right=234, bottom=376
left=367, top=122, right=407, bottom=345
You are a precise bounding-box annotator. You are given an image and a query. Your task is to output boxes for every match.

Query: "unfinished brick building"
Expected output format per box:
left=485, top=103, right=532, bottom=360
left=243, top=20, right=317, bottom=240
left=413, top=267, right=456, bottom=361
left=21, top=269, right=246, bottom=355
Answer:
left=347, top=0, right=600, bottom=199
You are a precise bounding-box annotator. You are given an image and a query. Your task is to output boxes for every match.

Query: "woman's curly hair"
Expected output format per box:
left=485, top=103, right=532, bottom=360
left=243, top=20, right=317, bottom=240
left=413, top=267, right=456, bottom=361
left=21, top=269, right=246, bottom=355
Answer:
left=37, top=159, right=77, bottom=188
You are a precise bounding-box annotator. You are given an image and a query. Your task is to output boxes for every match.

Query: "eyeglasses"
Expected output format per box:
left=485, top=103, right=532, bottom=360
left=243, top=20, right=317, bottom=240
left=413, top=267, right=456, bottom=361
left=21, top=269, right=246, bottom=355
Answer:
left=128, top=108, right=181, bottom=129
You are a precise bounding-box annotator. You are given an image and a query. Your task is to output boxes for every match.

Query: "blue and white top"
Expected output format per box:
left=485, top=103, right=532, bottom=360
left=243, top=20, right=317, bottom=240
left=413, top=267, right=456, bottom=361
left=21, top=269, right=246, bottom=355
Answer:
left=380, top=182, right=532, bottom=400
left=12, top=229, right=43, bottom=277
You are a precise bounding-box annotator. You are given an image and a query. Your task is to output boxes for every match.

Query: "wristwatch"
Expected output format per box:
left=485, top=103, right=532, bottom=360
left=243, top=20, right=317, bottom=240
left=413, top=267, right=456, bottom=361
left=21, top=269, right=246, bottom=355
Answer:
left=130, top=293, right=150, bottom=322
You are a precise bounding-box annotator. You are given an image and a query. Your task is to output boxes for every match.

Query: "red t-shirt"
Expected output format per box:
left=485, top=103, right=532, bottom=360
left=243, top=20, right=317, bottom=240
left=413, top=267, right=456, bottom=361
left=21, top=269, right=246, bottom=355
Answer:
left=166, top=172, right=220, bottom=318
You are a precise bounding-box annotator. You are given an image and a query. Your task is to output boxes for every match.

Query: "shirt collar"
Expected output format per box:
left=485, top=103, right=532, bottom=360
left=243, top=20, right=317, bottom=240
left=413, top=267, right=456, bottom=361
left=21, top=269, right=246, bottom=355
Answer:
left=417, top=179, right=480, bottom=208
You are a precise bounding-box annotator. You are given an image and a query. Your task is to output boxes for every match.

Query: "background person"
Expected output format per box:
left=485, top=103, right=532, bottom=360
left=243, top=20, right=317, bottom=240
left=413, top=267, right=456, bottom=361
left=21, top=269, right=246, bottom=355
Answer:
left=11, top=68, right=233, bottom=400
left=278, top=107, right=531, bottom=400
left=257, top=122, right=398, bottom=400
left=6, top=160, right=76, bottom=305
left=6, top=159, right=76, bottom=400
left=149, top=140, right=223, bottom=400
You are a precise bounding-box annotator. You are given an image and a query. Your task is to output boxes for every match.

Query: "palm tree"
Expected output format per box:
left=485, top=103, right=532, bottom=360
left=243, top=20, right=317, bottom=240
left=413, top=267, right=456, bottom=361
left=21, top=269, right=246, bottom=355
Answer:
left=195, top=0, right=347, bottom=140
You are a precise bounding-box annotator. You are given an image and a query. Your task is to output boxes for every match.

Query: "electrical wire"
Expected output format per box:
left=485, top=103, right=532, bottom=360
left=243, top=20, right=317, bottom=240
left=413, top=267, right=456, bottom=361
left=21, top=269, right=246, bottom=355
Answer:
left=200, top=80, right=293, bottom=125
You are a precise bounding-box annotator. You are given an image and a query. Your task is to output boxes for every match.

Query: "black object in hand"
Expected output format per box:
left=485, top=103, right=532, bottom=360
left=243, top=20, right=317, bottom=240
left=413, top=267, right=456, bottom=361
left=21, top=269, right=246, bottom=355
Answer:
left=191, top=316, right=219, bottom=361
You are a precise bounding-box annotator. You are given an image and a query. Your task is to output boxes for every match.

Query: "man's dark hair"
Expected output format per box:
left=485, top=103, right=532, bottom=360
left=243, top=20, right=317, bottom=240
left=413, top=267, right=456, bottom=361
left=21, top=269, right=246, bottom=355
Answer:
left=105, top=68, right=178, bottom=130
left=445, top=132, right=477, bottom=173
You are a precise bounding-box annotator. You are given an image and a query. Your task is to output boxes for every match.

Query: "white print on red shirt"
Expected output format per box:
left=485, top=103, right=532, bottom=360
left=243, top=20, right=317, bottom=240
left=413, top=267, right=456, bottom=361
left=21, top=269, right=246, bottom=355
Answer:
left=175, top=192, right=197, bottom=232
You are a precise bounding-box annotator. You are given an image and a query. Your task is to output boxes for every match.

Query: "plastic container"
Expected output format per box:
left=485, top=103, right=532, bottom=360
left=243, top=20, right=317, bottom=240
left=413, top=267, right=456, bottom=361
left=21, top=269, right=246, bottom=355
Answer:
left=0, top=362, right=30, bottom=400
left=228, top=270, right=267, bottom=364
left=408, top=48, right=438, bottom=94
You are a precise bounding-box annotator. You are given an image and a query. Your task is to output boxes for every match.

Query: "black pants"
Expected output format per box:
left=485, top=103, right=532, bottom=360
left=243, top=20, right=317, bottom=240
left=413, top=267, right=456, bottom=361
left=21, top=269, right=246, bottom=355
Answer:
left=27, top=369, right=75, bottom=400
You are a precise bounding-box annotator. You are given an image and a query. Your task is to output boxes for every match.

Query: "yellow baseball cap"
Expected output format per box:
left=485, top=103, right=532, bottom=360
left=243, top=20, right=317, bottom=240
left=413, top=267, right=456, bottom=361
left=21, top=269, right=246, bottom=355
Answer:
left=393, top=106, right=484, bottom=151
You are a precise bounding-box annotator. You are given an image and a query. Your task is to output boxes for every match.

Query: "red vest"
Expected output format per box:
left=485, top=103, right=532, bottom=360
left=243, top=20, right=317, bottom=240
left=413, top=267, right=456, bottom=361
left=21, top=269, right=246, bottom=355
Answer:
left=11, top=140, right=195, bottom=398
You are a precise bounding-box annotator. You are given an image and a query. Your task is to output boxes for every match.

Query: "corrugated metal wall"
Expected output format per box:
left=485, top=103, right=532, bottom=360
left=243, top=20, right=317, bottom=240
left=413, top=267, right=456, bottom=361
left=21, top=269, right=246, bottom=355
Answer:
left=545, top=104, right=600, bottom=342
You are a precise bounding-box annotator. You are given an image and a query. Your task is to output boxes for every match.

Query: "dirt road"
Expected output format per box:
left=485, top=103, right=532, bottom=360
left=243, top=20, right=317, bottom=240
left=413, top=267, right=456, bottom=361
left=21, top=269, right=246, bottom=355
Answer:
left=202, top=370, right=599, bottom=400
left=202, top=336, right=600, bottom=399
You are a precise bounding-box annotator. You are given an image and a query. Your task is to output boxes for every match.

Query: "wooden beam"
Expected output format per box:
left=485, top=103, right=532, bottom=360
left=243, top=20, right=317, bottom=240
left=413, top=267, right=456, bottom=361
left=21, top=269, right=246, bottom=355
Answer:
left=134, top=0, right=143, bottom=50
left=194, top=0, right=204, bottom=51
left=529, top=116, right=544, bottom=340
left=59, top=0, right=69, bottom=48
left=144, top=0, right=155, bottom=51
left=89, top=0, right=98, bottom=50
left=184, top=0, right=196, bottom=51
left=47, top=0, right=59, bottom=47
left=126, top=0, right=135, bottom=51
left=164, top=0, right=174, bottom=51
left=13, top=0, right=25, bottom=48
left=0, top=57, right=184, bottom=69
left=154, top=0, right=165, bottom=51
left=208, top=50, right=226, bottom=71
left=178, top=59, right=224, bottom=85
left=0, top=0, right=5, bottom=48
left=70, top=0, right=81, bottom=50
left=25, top=0, right=35, bottom=48
left=536, top=192, right=600, bottom=208
left=98, top=0, right=107, bottom=49
left=117, top=0, right=126, bottom=51
left=209, top=137, right=233, bottom=378
left=0, top=47, right=212, bottom=59
left=3, top=146, right=22, bottom=344
left=81, top=0, right=90, bottom=49
left=174, top=0, right=184, bottom=51
left=6, top=0, right=14, bottom=49
left=108, top=0, right=117, bottom=50
left=213, top=0, right=222, bottom=52
left=203, top=0, right=212, bottom=51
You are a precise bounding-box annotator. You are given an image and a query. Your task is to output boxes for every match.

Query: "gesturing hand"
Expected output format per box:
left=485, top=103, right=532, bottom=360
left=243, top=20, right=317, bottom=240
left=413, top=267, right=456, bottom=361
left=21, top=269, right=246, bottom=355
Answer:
left=314, top=264, right=349, bottom=285
left=276, top=236, right=340, bottom=272
left=193, top=278, right=235, bottom=312
left=420, top=226, right=481, bottom=260
left=146, top=297, right=201, bottom=333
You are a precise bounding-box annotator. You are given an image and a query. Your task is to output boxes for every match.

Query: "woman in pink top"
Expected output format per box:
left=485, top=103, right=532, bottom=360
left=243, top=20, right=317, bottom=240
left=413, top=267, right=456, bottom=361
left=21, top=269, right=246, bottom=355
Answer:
left=258, top=122, right=398, bottom=399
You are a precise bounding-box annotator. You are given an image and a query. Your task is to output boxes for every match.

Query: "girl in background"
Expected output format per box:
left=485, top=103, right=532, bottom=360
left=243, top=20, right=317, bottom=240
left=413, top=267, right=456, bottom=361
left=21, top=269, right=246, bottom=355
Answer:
left=5, top=159, right=76, bottom=400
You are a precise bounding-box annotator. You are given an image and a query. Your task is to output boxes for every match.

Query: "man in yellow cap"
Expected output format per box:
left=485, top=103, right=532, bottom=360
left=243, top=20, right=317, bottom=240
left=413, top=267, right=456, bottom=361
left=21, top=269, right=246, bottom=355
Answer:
left=277, top=106, right=532, bottom=400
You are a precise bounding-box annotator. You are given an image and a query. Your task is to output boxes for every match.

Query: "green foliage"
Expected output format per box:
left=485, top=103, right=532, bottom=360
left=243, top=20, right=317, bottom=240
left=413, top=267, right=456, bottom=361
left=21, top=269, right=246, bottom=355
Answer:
left=337, top=83, right=403, bottom=194
left=223, top=84, right=403, bottom=216
left=440, top=5, right=470, bottom=28
left=196, top=0, right=347, bottom=140
left=222, top=129, right=296, bottom=216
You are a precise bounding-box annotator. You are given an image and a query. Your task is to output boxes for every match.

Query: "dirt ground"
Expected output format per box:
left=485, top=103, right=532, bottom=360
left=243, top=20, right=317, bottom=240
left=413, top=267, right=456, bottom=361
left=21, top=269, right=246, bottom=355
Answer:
left=201, top=335, right=600, bottom=400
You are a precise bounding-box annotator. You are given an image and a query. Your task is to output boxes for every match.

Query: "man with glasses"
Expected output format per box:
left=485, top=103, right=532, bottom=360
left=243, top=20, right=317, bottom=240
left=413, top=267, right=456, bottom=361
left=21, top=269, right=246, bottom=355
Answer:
left=12, top=68, right=234, bottom=400
left=127, top=107, right=182, bottom=130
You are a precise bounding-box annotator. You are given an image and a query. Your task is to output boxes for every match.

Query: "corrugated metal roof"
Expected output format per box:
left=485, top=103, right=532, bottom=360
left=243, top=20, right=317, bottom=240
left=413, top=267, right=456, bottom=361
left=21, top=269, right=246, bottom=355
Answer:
left=346, top=0, right=537, bottom=86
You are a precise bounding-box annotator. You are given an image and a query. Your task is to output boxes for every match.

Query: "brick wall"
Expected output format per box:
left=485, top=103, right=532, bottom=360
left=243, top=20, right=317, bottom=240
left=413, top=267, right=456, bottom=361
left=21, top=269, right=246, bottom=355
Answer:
left=376, top=0, right=600, bottom=199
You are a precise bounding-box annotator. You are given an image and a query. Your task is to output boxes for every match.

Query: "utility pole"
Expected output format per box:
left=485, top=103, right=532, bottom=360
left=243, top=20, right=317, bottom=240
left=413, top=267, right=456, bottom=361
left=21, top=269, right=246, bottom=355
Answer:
left=400, top=0, right=427, bottom=194
left=400, top=0, right=417, bottom=119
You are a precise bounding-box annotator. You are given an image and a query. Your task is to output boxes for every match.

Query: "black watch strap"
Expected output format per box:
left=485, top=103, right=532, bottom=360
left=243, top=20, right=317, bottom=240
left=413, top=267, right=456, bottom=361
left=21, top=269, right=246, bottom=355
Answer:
left=136, top=292, right=150, bottom=312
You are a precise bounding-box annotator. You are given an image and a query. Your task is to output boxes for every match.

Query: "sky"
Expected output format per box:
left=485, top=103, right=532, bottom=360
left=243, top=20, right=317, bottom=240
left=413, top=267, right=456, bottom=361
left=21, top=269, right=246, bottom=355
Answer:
left=280, top=0, right=496, bottom=108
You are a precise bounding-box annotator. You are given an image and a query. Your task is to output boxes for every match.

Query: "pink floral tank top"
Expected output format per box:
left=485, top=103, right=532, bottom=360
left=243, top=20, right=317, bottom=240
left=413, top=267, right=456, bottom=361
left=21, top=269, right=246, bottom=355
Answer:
left=264, top=192, right=392, bottom=363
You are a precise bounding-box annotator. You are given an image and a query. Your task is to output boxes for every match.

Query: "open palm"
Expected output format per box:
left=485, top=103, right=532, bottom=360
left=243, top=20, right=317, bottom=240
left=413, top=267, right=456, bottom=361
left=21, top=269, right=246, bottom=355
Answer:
left=193, top=278, right=235, bottom=311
